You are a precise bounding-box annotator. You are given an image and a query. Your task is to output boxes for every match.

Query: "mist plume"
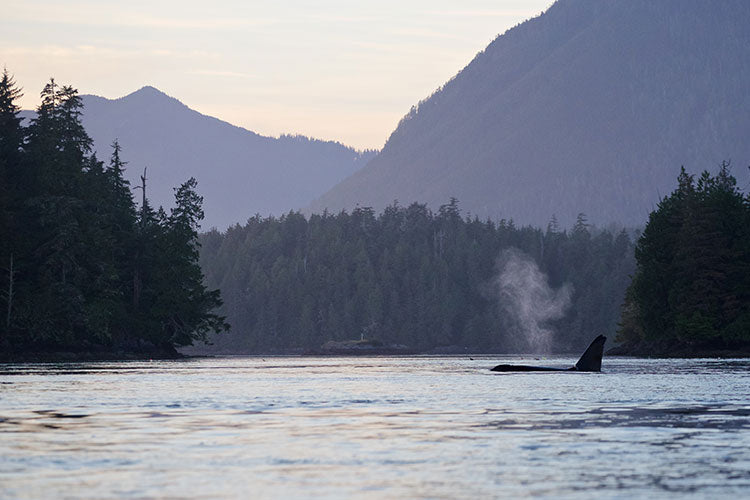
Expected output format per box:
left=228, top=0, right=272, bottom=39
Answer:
left=494, top=248, right=572, bottom=353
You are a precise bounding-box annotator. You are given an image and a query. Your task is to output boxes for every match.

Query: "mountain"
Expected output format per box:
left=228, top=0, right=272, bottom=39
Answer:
left=23, top=86, right=374, bottom=229
left=309, top=0, right=750, bottom=228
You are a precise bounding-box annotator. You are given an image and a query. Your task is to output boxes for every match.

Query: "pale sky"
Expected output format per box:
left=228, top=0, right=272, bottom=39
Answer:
left=2, top=0, right=552, bottom=150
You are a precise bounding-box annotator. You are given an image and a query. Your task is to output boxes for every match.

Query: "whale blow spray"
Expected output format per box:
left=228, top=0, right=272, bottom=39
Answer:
left=494, top=248, right=572, bottom=353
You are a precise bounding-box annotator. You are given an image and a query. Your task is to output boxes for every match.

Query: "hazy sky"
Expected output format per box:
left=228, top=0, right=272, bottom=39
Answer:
left=2, top=0, right=552, bottom=150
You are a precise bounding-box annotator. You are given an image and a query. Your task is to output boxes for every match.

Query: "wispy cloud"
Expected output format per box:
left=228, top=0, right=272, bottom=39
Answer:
left=1, top=44, right=217, bottom=61
left=390, top=27, right=471, bottom=42
left=6, top=4, right=282, bottom=31
left=351, top=40, right=466, bottom=59
left=189, top=69, right=256, bottom=80
left=304, top=13, right=382, bottom=24
left=428, top=9, right=538, bottom=17
left=127, top=16, right=280, bottom=30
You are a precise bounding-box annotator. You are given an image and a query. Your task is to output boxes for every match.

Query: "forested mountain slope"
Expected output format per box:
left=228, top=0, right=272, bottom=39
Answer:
left=310, top=0, right=750, bottom=227
left=22, top=87, right=374, bottom=229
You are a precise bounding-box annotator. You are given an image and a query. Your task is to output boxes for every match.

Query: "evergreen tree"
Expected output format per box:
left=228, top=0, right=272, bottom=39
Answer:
left=1, top=74, right=228, bottom=357
left=151, top=178, right=228, bottom=347
left=0, top=69, right=24, bottom=345
left=618, top=164, right=750, bottom=353
left=99, top=141, right=138, bottom=340
left=199, top=201, right=636, bottom=353
left=20, top=79, right=93, bottom=346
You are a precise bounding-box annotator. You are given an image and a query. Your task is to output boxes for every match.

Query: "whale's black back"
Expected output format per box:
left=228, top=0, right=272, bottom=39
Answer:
left=490, top=335, right=607, bottom=372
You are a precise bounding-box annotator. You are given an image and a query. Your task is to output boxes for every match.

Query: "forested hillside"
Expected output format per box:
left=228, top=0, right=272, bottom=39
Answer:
left=311, top=0, right=750, bottom=228
left=198, top=201, right=635, bottom=354
left=0, top=72, right=227, bottom=357
left=617, top=164, right=750, bottom=355
left=21, top=86, right=375, bottom=230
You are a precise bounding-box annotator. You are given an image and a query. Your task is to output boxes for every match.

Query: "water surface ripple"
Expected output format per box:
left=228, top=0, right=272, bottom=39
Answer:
left=1, top=356, right=749, bottom=498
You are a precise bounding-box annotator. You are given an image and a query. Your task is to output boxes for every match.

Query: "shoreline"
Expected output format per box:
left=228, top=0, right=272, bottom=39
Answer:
left=607, top=342, right=750, bottom=359
left=0, top=349, right=186, bottom=363
left=5, top=336, right=750, bottom=363
left=4, top=350, right=750, bottom=363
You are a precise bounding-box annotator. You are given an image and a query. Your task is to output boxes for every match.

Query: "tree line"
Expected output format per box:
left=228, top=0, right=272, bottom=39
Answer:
left=199, top=200, right=636, bottom=353
left=617, top=164, right=750, bottom=354
left=0, top=71, right=227, bottom=356
left=6, top=70, right=741, bottom=358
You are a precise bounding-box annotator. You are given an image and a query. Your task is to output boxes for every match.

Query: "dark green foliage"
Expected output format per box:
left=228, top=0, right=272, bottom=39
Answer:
left=618, top=163, right=750, bottom=352
left=200, top=203, right=636, bottom=353
left=146, top=179, right=229, bottom=346
left=0, top=73, right=226, bottom=354
left=0, top=69, right=24, bottom=349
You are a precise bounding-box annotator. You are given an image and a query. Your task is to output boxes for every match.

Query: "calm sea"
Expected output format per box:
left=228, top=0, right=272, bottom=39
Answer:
left=1, top=356, right=749, bottom=498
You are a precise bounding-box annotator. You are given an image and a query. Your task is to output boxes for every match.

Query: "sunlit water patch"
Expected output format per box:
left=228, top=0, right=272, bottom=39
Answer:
left=1, top=356, right=749, bottom=498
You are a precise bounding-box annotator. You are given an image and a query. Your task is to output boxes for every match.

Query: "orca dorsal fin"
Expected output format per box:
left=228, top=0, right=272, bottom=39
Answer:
left=574, top=335, right=606, bottom=372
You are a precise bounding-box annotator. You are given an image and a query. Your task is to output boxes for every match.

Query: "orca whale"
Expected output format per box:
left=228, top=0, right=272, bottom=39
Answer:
left=490, top=335, right=606, bottom=372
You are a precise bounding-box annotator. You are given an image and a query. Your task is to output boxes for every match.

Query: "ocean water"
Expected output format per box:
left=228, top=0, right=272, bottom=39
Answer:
left=1, top=356, right=749, bottom=499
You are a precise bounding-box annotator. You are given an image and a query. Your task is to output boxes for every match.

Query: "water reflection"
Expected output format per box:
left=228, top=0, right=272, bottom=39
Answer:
left=1, top=356, right=749, bottom=498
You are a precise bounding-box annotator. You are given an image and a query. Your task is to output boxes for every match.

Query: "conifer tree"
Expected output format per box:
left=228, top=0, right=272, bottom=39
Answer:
left=100, top=141, right=138, bottom=340
left=198, top=200, right=637, bottom=353
left=0, top=69, right=24, bottom=345
left=619, top=164, right=750, bottom=352
left=149, top=178, right=228, bottom=347
left=1, top=75, right=227, bottom=356
left=20, top=79, right=93, bottom=346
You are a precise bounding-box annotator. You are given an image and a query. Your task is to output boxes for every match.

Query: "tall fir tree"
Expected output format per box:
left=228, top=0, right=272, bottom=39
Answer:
left=19, top=79, right=94, bottom=346
left=99, top=141, right=138, bottom=342
left=154, top=178, right=228, bottom=347
left=0, top=69, right=24, bottom=345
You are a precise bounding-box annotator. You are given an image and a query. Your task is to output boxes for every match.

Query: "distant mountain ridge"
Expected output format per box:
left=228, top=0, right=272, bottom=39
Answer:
left=23, top=86, right=375, bottom=229
left=310, top=0, right=750, bottom=227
